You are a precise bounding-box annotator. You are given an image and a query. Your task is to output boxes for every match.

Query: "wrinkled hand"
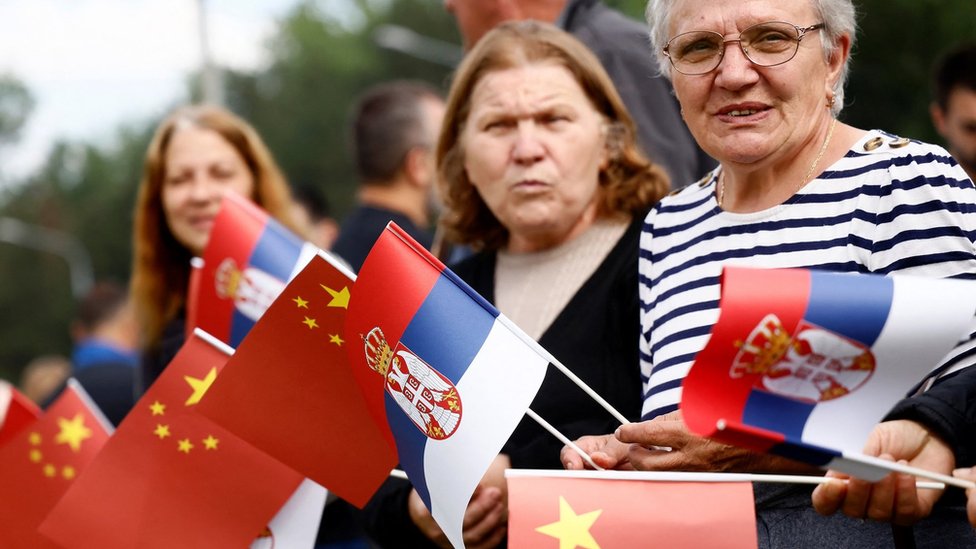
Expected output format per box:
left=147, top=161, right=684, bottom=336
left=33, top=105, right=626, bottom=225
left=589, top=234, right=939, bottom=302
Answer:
left=408, top=454, right=509, bottom=549
left=560, top=433, right=633, bottom=471
left=615, top=411, right=806, bottom=473
left=812, top=420, right=954, bottom=526
left=952, top=467, right=976, bottom=527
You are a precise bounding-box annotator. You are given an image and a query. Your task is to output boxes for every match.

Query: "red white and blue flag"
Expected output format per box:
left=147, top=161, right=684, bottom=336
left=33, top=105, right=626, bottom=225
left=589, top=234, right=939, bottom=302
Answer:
left=345, top=223, right=549, bottom=549
left=682, top=267, right=976, bottom=480
left=190, top=192, right=318, bottom=347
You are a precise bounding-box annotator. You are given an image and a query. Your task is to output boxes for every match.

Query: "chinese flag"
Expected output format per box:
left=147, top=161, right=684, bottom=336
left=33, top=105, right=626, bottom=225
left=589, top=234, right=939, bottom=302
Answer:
left=0, top=380, right=111, bottom=548
left=39, top=331, right=303, bottom=549
left=196, top=253, right=397, bottom=507
left=508, top=472, right=758, bottom=549
left=0, top=380, right=41, bottom=447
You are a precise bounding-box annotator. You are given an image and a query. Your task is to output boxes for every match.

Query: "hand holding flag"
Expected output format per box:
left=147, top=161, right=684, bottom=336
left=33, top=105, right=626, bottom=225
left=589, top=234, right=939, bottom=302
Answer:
left=681, top=267, right=976, bottom=485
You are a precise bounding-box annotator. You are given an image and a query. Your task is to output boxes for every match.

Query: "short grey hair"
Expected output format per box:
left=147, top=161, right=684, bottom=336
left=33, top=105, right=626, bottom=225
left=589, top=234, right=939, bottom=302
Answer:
left=645, top=0, right=856, bottom=116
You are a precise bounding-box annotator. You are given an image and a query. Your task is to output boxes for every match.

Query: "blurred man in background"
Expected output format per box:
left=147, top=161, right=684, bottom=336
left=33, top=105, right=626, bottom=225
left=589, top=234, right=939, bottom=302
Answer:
left=332, top=80, right=445, bottom=271
left=932, top=43, right=976, bottom=181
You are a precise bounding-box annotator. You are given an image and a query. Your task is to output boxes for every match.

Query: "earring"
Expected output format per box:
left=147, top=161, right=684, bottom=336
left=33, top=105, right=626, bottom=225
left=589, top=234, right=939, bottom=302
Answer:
left=827, top=94, right=836, bottom=109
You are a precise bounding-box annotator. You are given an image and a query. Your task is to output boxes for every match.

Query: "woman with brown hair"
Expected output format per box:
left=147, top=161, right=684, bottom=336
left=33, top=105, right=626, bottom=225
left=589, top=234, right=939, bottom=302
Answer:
left=130, top=105, right=299, bottom=391
left=363, top=20, right=669, bottom=548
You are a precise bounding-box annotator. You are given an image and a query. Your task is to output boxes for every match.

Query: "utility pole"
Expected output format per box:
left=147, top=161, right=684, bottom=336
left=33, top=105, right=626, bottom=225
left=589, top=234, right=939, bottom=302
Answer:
left=196, top=0, right=224, bottom=105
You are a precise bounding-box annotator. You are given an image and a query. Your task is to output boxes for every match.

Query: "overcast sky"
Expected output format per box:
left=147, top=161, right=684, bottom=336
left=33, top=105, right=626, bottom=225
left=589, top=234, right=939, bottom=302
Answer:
left=0, top=0, right=306, bottom=181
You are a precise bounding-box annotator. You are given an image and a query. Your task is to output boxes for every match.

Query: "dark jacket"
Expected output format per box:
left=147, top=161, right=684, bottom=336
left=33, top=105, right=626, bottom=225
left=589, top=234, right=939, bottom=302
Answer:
left=560, top=0, right=716, bottom=188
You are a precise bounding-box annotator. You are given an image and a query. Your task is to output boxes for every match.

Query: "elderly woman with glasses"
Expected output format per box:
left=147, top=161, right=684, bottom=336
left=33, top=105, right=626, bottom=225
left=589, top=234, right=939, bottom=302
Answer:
left=563, top=0, right=976, bottom=545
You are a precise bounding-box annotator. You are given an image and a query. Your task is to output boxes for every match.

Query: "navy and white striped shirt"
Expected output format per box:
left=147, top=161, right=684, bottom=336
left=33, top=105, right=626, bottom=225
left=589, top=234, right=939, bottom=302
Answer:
left=639, top=130, right=976, bottom=420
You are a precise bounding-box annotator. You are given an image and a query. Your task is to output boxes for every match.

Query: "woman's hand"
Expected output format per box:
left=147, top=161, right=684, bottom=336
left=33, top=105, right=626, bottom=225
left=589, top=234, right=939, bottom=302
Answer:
left=408, top=454, right=510, bottom=549
left=615, top=411, right=814, bottom=473
left=952, top=467, right=976, bottom=527
left=811, top=420, right=954, bottom=526
left=560, top=433, right=634, bottom=470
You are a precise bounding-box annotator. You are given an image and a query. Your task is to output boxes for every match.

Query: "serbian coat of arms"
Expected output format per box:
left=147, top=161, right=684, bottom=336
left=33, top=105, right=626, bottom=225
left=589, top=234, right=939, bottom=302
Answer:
left=730, top=314, right=876, bottom=403
left=363, top=327, right=462, bottom=440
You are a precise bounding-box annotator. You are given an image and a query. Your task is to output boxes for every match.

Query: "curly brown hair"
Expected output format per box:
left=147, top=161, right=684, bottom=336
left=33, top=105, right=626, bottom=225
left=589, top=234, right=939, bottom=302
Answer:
left=436, top=20, right=669, bottom=251
left=129, top=105, right=300, bottom=349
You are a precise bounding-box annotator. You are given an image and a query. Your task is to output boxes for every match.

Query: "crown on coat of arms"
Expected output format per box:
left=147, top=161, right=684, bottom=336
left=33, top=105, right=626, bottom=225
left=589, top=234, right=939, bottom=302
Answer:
left=214, top=258, right=242, bottom=299
left=364, top=327, right=393, bottom=376
left=734, top=315, right=792, bottom=375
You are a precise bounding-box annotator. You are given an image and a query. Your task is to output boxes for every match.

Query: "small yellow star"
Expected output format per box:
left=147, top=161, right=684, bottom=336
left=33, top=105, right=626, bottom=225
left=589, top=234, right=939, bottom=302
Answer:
left=321, top=284, right=350, bottom=309
left=149, top=401, right=166, bottom=416
left=29, top=449, right=42, bottom=463
left=202, top=435, right=219, bottom=450
left=154, top=424, right=171, bottom=439
left=184, top=367, right=217, bottom=406
left=329, top=333, right=344, bottom=346
left=177, top=438, right=194, bottom=454
left=55, top=413, right=93, bottom=453
left=535, top=496, right=603, bottom=549
left=62, top=465, right=76, bottom=480
left=302, top=316, right=319, bottom=329
left=43, top=463, right=57, bottom=477
left=293, top=295, right=309, bottom=309
left=29, top=432, right=41, bottom=445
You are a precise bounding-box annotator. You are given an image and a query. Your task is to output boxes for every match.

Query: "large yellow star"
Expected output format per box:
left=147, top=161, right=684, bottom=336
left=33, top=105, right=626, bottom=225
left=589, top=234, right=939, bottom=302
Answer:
left=293, top=295, right=309, bottom=309
left=535, top=496, right=603, bottom=549
left=54, top=413, right=93, bottom=453
left=329, top=333, right=344, bottom=346
left=184, top=367, right=217, bottom=406
left=320, top=284, right=350, bottom=309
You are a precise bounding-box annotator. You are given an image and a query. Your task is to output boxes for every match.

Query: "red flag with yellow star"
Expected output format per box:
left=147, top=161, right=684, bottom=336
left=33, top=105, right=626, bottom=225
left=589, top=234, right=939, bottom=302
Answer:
left=507, top=471, right=758, bottom=549
left=39, top=330, right=303, bottom=549
left=195, top=253, right=397, bottom=507
left=0, top=379, right=111, bottom=548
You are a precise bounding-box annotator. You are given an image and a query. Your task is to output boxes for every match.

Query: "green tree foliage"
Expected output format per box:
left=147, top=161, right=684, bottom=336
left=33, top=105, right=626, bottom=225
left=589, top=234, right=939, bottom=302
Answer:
left=227, top=0, right=457, bottom=217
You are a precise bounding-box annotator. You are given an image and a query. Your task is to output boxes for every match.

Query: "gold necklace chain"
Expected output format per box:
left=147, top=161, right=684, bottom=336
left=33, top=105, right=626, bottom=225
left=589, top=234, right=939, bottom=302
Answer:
left=718, top=117, right=838, bottom=209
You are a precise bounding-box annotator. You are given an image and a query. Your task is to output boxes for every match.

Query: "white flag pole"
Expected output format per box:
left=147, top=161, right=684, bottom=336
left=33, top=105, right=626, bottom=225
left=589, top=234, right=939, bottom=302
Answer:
left=503, top=468, right=948, bottom=490
left=525, top=408, right=604, bottom=470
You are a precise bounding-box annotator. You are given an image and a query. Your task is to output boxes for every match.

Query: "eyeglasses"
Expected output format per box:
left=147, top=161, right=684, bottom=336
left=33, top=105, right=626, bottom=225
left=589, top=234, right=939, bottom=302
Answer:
left=663, top=21, right=825, bottom=75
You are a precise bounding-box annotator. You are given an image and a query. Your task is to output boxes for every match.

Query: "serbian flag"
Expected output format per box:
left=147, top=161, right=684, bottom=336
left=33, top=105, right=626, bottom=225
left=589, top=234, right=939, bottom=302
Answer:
left=0, top=380, right=111, bottom=548
left=507, top=470, right=757, bottom=549
left=40, top=330, right=303, bottom=549
left=345, top=223, right=549, bottom=549
left=189, top=192, right=318, bottom=347
left=0, top=380, right=41, bottom=447
left=197, top=252, right=397, bottom=507
left=682, top=266, right=976, bottom=481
